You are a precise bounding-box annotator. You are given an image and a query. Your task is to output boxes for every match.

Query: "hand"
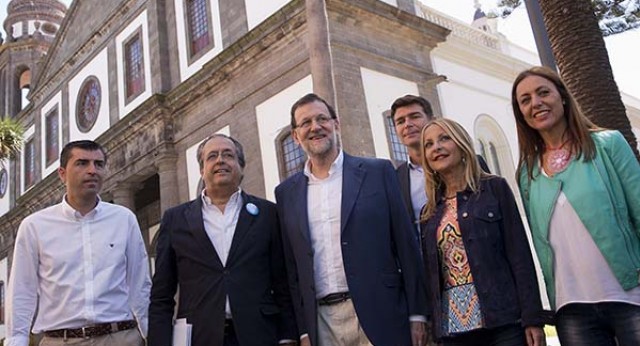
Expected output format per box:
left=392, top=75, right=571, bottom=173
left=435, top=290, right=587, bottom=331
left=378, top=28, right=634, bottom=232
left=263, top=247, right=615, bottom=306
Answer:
left=525, top=326, right=546, bottom=346
left=410, top=321, right=427, bottom=346
left=300, top=335, right=311, bottom=346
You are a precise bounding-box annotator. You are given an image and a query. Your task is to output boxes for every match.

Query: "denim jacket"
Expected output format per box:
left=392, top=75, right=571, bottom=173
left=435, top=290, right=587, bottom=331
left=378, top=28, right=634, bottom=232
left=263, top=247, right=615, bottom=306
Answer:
left=421, top=176, right=546, bottom=339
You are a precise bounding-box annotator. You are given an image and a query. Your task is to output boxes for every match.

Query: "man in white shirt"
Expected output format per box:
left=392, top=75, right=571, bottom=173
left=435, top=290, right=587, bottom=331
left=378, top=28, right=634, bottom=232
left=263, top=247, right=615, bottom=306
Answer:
left=276, top=94, right=428, bottom=346
left=148, top=134, right=297, bottom=346
left=6, top=140, right=151, bottom=346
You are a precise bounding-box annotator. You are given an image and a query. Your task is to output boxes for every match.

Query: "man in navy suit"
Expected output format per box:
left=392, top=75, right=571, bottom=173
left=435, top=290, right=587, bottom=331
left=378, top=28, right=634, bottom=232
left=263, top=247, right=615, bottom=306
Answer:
left=149, top=134, right=297, bottom=346
left=276, top=94, right=428, bottom=346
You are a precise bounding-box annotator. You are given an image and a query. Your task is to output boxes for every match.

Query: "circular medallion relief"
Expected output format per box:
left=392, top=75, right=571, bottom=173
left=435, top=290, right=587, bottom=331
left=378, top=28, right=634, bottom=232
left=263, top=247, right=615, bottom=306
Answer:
left=0, top=168, right=8, bottom=199
left=76, top=76, right=101, bottom=133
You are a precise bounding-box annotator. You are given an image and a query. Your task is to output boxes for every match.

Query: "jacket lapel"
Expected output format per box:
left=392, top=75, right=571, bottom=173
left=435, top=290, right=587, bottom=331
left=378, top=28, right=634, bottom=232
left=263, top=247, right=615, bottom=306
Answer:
left=341, top=154, right=364, bottom=233
left=185, top=198, right=224, bottom=268
left=397, top=162, right=414, bottom=223
left=226, top=192, right=256, bottom=264
left=292, top=173, right=312, bottom=244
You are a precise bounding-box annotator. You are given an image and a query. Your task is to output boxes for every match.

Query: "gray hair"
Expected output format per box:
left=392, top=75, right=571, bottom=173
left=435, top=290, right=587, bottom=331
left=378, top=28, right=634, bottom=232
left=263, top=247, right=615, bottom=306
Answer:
left=196, top=134, right=246, bottom=170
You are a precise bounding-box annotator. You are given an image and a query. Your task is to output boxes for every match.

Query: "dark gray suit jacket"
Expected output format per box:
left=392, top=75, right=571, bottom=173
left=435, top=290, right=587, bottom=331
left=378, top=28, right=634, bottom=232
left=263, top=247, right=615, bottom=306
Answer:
left=149, top=192, right=297, bottom=346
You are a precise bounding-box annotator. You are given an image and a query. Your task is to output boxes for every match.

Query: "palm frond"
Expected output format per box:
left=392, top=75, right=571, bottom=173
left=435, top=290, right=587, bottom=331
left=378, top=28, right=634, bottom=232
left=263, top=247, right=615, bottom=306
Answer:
left=0, top=118, right=24, bottom=160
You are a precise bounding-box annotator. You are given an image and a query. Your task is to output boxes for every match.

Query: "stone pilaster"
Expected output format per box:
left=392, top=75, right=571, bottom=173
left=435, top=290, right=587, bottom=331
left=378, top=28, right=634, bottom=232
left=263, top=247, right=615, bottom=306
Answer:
left=156, top=154, right=179, bottom=214
left=111, top=182, right=136, bottom=211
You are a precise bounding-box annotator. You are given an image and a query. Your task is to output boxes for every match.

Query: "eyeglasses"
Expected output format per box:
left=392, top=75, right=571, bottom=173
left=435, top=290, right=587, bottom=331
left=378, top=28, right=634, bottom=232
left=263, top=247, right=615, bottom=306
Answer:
left=295, top=114, right=334, bottom=130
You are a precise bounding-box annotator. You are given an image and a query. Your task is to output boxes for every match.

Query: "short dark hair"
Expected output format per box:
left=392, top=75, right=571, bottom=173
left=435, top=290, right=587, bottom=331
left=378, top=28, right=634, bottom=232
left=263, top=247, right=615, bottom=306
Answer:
left=60, top=140, right=107, bottom=168
left=390, top=95, right=434, bottom=121
left=290, top=93, right=338, bottom=128
left=196, top=134, right=246, bottom=170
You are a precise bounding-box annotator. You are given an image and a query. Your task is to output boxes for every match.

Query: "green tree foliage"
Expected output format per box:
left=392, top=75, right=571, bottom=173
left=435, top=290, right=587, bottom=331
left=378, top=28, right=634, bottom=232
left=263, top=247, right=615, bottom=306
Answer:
left=0, top=117, right=24, bottom=160
left=492, top=0, right=640, bottom=36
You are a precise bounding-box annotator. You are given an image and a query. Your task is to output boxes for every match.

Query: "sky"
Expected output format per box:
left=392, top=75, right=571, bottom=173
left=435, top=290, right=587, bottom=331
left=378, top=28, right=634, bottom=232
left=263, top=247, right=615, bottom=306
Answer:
left=1, top=0, right=638, bottom=98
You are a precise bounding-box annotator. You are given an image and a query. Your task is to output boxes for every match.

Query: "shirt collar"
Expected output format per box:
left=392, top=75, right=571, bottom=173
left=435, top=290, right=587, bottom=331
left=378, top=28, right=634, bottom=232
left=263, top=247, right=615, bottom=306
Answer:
left=303, top=150, right=344, bottom=180
left=407, top=158, right=423, bottom=172
left=201, top=188, right=243, bottom=208
left=61, top=194, right=102, bottom=219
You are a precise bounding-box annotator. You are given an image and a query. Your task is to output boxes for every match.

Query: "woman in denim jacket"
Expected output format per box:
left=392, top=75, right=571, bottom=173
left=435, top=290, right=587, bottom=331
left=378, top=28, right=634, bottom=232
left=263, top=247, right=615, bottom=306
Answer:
left=419, top=118, right=546, bottom=346
left=512, top=66, right=640, bottom=345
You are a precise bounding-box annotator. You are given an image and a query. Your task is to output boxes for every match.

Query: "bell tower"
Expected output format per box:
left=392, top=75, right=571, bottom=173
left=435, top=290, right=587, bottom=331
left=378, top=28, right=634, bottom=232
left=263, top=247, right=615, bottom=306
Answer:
left=0, top=0, right=67, bottom=118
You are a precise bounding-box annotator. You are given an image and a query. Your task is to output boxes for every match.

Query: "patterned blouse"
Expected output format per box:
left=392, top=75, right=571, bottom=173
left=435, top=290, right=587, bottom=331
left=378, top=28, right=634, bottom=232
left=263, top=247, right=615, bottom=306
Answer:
left=437, top=197, right=484, bottom=336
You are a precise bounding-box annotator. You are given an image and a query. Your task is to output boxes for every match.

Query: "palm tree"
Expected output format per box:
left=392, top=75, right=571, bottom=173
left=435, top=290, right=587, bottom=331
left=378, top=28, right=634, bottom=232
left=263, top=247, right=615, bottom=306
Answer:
left=0, top=117, right=24, bottom=161
left=537, top=0, right=639, bottom=159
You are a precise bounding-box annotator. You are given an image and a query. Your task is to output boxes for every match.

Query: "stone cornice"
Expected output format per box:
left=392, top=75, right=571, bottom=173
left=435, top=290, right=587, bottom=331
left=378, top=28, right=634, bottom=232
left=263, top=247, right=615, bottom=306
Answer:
left=432, top=35, right=531, bottom=83
left=328, top=0, right=450, bottom=43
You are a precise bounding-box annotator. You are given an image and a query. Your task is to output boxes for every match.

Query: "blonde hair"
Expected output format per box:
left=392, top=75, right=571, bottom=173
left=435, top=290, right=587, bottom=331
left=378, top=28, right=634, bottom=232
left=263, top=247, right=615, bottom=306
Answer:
left=419, top=118, right=484, bottom=221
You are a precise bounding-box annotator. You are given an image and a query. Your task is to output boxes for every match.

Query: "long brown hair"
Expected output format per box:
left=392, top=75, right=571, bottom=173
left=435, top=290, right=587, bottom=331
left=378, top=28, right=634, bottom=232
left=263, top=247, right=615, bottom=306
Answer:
left=419, top=118, right=484, bottom=221
left=511, top=66, right=601, bottom=182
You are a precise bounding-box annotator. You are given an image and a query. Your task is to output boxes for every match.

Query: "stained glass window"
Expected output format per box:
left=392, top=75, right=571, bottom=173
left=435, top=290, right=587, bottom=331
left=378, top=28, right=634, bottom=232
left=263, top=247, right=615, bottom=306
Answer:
left=76, top=76, right=101, bottom=133
left=125, top=34, right=145, bottom=99
left=45, top=108, right=59, bottom=166
left=187, top=0, right=211, bottom=56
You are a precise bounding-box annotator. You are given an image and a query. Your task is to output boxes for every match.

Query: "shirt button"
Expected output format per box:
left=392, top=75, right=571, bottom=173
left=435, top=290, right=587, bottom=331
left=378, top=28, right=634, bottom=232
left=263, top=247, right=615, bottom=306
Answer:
left=488, top=212, right=494, bottom=218
left=463, top=196, right=468, bottom=200
left=462, top=212, right=468, bottom=218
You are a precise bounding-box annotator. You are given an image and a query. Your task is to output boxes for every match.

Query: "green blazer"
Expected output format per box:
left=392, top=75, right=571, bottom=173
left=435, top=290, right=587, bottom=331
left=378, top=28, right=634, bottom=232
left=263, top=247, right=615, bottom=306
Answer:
left=519, top=130, right=640, bottom=309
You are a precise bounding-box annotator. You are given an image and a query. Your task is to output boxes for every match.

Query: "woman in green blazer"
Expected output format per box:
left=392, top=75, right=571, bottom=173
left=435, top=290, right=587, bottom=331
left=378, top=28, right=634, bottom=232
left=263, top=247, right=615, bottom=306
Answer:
left=512, top=66, right=640, bottom=346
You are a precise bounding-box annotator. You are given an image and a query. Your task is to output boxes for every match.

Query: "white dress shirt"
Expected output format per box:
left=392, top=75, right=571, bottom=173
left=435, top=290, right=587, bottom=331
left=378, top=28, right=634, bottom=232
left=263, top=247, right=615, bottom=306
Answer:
left=6, top=197, right=151, bottom=346
left=201, top=188, right=242, bottom=318
left=304, top=151, right=349, bottom=299
left=408, top=160, right=427, bottom=222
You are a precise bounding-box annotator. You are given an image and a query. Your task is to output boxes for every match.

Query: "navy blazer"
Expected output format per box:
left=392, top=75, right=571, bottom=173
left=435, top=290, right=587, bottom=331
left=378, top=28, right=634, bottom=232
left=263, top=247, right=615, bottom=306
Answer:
left=420, top=176, right=546, bottom=340
left=275, top=153, right=428, bottom=346
left=148, top=192, right=297, bottom=346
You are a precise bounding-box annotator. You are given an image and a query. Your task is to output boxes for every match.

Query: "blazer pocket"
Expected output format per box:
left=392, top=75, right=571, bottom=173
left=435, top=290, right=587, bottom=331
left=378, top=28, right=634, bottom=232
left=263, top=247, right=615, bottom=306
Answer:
left=260, top=304, right=281, bottom=315
left=381, top=272, right=403, bottom=287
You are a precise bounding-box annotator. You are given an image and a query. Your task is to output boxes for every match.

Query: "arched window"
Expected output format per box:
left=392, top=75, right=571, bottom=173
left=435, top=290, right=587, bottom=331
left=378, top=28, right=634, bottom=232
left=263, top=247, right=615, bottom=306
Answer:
left=477, top=139, right=488, bottom=164
left=474, top=114, right=517, bottom=191
left=0, top=281, right=4, bottom=324
left=20, top=69, right=31, bottom=109
left=383, top=110, right=408, bottom=162
left=277, top=129, right=306, bottom=180
left=488, top=142, right=502, bottom=176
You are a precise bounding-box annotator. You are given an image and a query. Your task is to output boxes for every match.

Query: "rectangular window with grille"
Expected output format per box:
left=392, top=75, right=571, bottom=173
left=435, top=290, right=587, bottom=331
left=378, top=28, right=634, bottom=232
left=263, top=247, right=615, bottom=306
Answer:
left=45, top=108, right=59, bottom=166
left=24, top=138, right=36, bottom=189
left=187, top=0, right=211, bottom=57
left=385, top=114, right=408, bottom=162
left=279, top=132, right=306, bottom=180
left=125, top=33, right=145, bottom=100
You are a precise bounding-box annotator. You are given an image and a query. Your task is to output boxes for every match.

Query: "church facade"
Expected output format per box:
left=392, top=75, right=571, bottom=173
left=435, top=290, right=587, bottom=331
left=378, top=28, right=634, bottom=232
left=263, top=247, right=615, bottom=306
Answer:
left=0, top=0, right=638, bottom=337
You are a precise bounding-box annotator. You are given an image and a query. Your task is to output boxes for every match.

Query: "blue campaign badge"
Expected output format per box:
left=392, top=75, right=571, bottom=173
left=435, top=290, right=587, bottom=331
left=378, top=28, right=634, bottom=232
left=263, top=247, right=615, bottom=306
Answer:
left=246, top=203, right=259, bottom=216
